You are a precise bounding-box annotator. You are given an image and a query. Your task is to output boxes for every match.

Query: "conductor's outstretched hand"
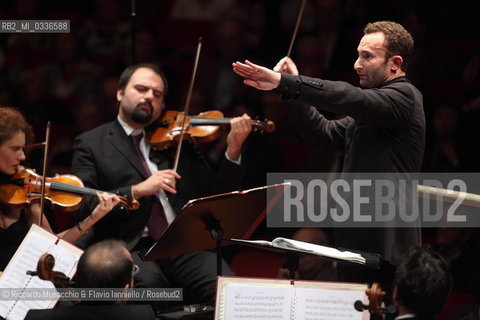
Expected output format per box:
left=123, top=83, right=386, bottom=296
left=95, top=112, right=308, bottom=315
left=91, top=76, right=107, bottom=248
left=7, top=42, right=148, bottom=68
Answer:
left=232, top=60, right=281, bottom=91
left=232, top=57, right=300, bottom=91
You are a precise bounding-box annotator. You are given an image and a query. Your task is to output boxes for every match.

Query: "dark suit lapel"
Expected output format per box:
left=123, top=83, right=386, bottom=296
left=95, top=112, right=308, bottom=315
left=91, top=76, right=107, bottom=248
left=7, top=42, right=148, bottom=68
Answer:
left=107, top=120, right=148, bottom=179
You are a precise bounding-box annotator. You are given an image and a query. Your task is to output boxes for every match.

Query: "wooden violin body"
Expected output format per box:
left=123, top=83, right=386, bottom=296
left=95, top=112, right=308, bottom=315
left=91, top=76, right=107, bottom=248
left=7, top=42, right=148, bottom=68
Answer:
left=148, top=110, right=223, bottom=150
left=147, top=110, right=276, bottom=150
left=0, top=167, right=139, bottom=211
left=1, top=168, right=84, bottom=210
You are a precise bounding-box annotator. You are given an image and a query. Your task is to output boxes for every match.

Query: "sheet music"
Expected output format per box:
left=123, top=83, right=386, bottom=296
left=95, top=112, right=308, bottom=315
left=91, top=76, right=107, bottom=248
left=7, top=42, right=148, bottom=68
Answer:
left=215, top=277, right=368, bottom=320
left=230, top=238, right=366, bottom=265
left=0, top=225, right=82, bottom=320
left=294, top=287, right=366, bottom=320
left=271, top=238, right=366, bottom=264
left=223, top=284, right=294, bottom=320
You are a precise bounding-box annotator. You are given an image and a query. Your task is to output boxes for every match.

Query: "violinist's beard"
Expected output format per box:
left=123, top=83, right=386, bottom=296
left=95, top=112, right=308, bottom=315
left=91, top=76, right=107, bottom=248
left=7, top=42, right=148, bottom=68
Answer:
left=131, top=106, right=153, bottom=125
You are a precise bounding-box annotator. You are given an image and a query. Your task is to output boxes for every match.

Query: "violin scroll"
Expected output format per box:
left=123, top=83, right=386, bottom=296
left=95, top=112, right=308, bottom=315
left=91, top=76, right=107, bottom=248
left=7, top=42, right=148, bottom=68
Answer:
left=27, top=253, right=74, bottom=288
left=354, top=282, right=397, bottom=315
left=251, top=118, right=275, bottom=133
left=366, top=282, right=385, bottom=314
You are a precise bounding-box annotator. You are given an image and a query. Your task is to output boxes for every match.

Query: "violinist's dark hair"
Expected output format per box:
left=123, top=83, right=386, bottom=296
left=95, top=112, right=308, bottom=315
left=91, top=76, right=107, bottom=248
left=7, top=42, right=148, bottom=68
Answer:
left=118, top=63, right=169, bottom=97
left=75, top=240, right=133, bottom=289
left=394, top=245, right=452, bottom=318
left=0, top=107, right=34, bottom=146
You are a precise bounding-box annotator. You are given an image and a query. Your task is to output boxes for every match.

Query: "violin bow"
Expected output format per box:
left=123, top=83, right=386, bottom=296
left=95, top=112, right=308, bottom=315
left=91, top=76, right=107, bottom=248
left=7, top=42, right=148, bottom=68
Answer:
left=286, top=0, right=307, bottom=59
left=39, top=122, right=51, bottom=227
left=23, top=142, right=46, bottom=150
left=172, top=37, right=202, bottom=172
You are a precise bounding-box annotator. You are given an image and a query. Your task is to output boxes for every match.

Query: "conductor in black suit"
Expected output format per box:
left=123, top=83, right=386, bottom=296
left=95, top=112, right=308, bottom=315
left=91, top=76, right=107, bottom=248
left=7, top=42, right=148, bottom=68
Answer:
left=233, top=21, right=425, bottom=288
left=71, top=63, right=252, bottom=304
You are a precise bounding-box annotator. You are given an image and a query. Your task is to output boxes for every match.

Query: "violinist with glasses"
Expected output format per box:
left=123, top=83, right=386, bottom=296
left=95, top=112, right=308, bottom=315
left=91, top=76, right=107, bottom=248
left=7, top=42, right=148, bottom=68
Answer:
left=25, top=240, right=157, bottom=320
left=0, top=107, right=120, bottom=274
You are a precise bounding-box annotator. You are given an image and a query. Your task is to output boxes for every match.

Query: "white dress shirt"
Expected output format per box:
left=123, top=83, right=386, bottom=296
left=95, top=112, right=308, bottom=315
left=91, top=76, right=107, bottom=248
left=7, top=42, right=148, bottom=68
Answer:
left=117, top=116, right=177, bottom=226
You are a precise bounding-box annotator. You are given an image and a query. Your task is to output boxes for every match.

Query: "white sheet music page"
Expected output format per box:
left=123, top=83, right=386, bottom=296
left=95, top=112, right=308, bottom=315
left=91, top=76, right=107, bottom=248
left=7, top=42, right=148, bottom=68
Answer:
left=0, top=224, right=82, bottom=320
left=294, top=287, right=367, bottom=320
left=223, top=283, right=294, bottom=320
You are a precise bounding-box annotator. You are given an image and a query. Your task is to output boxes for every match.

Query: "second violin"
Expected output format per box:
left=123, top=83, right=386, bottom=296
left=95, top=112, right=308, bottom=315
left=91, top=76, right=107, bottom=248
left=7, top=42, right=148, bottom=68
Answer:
left=147, top=110, right=276, bottom=150
left=0, top=167, right=139, bottom=211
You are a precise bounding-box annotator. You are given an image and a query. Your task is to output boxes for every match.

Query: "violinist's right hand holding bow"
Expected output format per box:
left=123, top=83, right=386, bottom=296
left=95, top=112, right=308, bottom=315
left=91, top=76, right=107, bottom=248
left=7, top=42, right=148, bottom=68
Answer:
left=132, top=169, right=181, bottom=199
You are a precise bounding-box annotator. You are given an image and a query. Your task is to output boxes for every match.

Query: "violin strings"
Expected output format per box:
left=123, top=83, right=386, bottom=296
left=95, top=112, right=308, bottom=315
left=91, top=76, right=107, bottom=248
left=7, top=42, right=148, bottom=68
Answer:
left=189, top=118, right=231, bottom=125
left=50, top=181, right=98, bottom=196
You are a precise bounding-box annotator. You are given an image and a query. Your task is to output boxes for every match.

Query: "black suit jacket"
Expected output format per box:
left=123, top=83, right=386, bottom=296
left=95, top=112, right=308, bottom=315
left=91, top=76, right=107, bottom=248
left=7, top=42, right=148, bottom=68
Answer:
left=71, top=119, right=245, bottom=250
left=278, top=75, right=425, bottom=173
left=278, top=75, right=425, bottom=265
left=25, top=304, right=156, bottom=320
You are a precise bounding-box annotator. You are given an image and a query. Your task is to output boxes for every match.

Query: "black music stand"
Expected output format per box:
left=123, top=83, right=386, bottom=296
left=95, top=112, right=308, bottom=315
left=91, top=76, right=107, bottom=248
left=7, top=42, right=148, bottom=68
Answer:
left=140, top=183, right=288, bottom=275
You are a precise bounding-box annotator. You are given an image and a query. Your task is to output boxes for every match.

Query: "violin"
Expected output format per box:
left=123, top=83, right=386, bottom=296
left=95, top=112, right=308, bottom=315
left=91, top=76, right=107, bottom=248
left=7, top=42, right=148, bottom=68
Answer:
left=147, top=110, right=276, bottom=150
left=0, top=167, right=139, bottom=211
left=27, top=253, right=74, bottom=288
left=354, top=282, right=397, bottom=316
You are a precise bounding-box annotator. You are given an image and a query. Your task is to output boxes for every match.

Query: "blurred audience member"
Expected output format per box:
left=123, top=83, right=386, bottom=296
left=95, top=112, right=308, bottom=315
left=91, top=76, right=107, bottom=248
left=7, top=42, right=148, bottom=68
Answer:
left=39, top=33, right=103, bottom=105
left=448, top=304, right=480, bottom=320
left=170, top=0, right=238, bottom=21
left=97, top=74, right=121, bottom=121
left=435, top=228, right=480, bottom=300
left=80, top=0, right=129, bottom=70
left=293, top=34, right=325, bottom=77
left=14, top=68, right=69, bottom=125
left=198, top=17, right=257, bottom=110
left=242, top=0, right=282, bottom=66
left=423, top=104, right=472, bottom=172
